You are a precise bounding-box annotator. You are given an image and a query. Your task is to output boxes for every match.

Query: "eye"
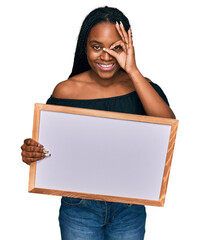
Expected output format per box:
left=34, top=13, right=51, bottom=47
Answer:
left=92, top=45, right=101, bottom=51
left=113, top=45, right=123, bottom=51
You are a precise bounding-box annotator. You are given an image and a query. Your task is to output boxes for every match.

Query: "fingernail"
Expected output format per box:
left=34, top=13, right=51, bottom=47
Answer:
left=43, top=148, right=49, bottom=154
left=120, top=21, right=123, bottom=26
left=45, top=153, right=51, bottom=157
left=103, top=48, right=106, bottom=51
left=116, top=21, right=119, bottom=25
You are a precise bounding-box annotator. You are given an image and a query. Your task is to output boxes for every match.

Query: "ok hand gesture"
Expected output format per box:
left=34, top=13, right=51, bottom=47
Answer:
left=104, top=21, right=138, bottom=75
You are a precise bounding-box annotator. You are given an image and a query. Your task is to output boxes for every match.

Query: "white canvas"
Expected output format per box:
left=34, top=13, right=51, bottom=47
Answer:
left=35, top=110, right=171, bottom=201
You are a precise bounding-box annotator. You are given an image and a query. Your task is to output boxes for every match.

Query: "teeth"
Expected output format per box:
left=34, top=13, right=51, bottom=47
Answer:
left=98, top=64, right=114, bottom=68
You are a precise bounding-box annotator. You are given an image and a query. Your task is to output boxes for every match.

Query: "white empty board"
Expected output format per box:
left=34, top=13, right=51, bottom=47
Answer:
left=29, top=104, right=178, bottom=206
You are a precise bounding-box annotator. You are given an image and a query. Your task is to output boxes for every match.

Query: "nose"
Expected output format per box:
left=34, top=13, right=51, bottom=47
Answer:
left=100, top=51, right=113, bottom=61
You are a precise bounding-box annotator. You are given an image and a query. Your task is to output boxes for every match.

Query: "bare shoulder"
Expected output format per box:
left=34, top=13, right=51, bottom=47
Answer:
left=52, top=72, right=89, bottom=98
left=52, top=79, right=75, bottom=98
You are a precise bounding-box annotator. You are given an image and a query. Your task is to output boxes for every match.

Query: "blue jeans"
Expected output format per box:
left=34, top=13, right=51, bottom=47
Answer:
left=59, top=197, right=146, bottom=240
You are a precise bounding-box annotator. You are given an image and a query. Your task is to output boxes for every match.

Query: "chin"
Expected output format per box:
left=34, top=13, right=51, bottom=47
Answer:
left=96, top=68, right=120, bottom=80
left=98, top=72, right=116, bottom=79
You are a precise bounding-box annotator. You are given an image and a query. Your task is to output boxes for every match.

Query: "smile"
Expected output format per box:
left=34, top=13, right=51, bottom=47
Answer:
left=97, top=63, right=116, bottom=71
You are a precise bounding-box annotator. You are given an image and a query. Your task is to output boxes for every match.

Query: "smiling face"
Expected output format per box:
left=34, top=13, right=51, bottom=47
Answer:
left=86, top=22, right=122, bottom=80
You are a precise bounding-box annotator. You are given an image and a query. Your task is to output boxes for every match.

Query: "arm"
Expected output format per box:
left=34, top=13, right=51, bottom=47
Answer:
left=105, top=21, right=176, bottom=119
left=129, top=70, right=176, bottom=118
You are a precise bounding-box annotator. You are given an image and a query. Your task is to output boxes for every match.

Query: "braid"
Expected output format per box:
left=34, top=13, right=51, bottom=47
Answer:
left=68, top=6, right=131, bottom=78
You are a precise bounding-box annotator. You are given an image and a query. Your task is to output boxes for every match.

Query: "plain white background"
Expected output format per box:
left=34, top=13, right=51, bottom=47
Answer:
left=0, top=0, right=199, bottom=239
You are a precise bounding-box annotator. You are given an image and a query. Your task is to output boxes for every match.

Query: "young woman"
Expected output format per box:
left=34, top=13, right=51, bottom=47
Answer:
left=21, top=6, right=175, bottom=240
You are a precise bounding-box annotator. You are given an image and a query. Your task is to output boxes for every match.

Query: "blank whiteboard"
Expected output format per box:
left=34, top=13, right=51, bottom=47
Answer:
left=29, top=103, right=178, bottom=206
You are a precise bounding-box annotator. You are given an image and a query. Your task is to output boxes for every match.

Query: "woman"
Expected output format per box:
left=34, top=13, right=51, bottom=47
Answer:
left=21, top=6, right=175, bottom=240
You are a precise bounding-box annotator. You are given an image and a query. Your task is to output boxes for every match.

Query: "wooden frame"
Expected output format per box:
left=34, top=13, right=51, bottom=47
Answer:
left=29, top=103, right=178, bottom=207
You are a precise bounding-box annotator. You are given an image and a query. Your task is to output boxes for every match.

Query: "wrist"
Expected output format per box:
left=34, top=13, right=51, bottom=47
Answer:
left=127, top=68, right=141, bottom=80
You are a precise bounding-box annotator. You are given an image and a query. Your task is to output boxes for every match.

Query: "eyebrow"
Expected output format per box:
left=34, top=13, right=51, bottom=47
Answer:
left=89, top=40, right=102, bottom=44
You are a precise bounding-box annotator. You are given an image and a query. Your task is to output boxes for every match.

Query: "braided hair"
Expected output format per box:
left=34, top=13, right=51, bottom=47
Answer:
left=68, top=6, right=131, bottom=78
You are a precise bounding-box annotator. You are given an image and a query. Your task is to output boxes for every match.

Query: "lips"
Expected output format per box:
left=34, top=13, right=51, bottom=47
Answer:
left=97, top=63, right=116, bottom=71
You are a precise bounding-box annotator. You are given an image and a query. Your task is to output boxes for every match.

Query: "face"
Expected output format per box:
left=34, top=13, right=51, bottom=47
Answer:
left=86, top=22, right=122, bottom=80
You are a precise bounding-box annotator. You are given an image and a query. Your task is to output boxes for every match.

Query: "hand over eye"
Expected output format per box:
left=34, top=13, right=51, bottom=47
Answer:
left=103, top=21, right=138, bottom=75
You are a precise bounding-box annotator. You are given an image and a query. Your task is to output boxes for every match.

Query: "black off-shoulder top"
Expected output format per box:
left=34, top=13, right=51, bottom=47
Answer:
left=46, top=82, right=169, bottom=115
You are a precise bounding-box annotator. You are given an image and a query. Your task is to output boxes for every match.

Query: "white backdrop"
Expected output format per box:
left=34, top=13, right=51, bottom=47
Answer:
left=0, top=0, right=199, bottom=239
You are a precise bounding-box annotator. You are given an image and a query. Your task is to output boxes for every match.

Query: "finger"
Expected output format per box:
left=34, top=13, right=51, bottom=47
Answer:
left=21, top=144, right=45, bottom=153
left=22, top=157, right=44, bottom=165
left=24, top=138, right=43, bottom=147
left=21, top=151, right=46, bottom=158
left=127, top=28, right=135, bottom=56
left=128, top=28, right=133, bottom=49
left=110, top=40, right=123, bottom=47
left=119, top=21, right=129, bottom=45
left=115, top=21, right=125, bottom=42
left=104, top=48, right=118, bottom=59
left=110, top=40, right=127, bottom=54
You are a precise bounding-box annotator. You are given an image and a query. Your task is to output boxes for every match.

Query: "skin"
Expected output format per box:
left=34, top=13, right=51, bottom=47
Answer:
left=21, top=21, right=176, bottom=165
left=86, top=22, right=122, bottom=84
